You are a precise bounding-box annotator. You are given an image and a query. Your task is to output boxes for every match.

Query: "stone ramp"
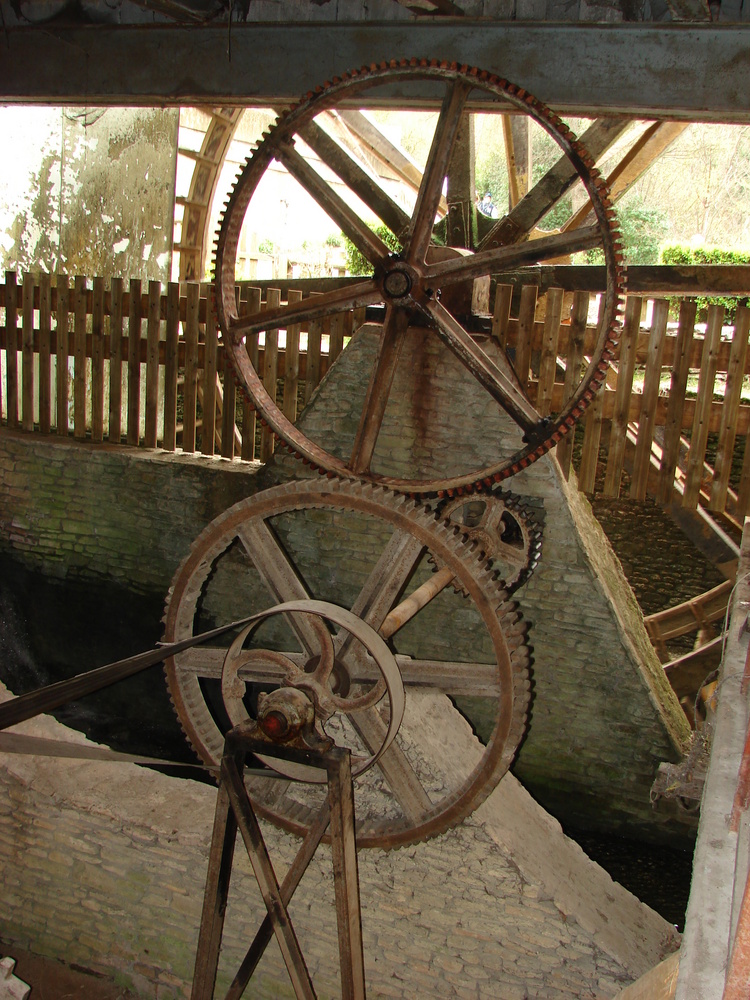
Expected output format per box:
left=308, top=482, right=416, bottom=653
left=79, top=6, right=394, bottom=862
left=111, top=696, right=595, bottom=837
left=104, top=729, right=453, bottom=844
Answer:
left=272, top=323, right=692, bottom=843
left=0, top=683, right=679, bottom=999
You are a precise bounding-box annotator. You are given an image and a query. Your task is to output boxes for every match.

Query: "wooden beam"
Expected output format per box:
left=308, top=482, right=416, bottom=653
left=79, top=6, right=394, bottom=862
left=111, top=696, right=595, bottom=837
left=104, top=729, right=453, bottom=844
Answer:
left=2, top=24, right=750, bottom=122
left=496, top=264, right=750, bottom=294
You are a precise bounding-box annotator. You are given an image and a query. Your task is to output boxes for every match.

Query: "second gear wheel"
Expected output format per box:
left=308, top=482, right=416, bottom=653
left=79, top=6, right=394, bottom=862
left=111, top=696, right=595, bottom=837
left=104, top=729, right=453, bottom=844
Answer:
left=163, top=479, right=531, bottom=849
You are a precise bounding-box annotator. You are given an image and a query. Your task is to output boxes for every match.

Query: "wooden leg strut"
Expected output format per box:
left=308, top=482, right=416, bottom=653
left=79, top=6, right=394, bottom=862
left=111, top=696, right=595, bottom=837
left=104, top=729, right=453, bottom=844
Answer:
left=190, top=728, right=367, bottom=1000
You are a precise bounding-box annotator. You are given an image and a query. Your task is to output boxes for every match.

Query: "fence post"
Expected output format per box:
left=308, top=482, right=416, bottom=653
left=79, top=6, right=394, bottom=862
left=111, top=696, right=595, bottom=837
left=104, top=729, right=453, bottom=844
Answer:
left=556, top=289, right=589, bottom=479
left=5, top=271, right=18, bottom=428
left=91, top=276, right=105, bottom=443
left=182, top=281, right=199, bottom=453
left=145, top=279, right=161, bottom=449
left=657, top=298, right=696, bottom=505
left=630, top=297, right=669, bottom=501
left=163, top=281, right=179, bottom=452
left=127, top=278, right=142, bottom=447
left=39, top=272, right=52, bottom=434
left=22, top=273, right=35, bottom=433
left=108, top=277, right=124, bottom=444
left=73, top=275, right=87, bottom=441
left=202, top=287, right=218, bottom=457
left=56, top=274, right=69, bottom=437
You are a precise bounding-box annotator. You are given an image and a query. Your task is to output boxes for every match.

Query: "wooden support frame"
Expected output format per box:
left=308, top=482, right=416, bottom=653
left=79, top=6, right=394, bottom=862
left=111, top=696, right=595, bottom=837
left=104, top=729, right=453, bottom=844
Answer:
left=4, top=24, right=750, bottom=123
left=192, top=729, right=366, bottom=1000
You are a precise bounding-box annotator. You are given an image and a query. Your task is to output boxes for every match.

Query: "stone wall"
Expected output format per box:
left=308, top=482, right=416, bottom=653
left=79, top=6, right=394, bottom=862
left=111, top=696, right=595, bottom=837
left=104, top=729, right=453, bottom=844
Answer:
left=0, top=433, right=259, bottom=595
left=0, top=686, right=680, bottom=1000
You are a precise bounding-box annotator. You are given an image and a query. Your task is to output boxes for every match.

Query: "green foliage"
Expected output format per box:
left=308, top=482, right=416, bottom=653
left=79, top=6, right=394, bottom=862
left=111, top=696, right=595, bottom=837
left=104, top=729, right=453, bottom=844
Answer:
left=343, top=224, right=401, bottom=275
left=324, top=233, right=342, bottom=247
left=660, top=243, right=750, bottom=319
left=585, top=197, right=668, bottom=266
left=258, top=238, right=275, bottom=255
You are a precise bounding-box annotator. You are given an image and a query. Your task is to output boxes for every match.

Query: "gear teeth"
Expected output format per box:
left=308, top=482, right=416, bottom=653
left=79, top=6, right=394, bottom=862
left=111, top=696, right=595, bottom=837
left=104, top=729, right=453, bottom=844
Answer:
left=210, top=60, right=624, bottom=496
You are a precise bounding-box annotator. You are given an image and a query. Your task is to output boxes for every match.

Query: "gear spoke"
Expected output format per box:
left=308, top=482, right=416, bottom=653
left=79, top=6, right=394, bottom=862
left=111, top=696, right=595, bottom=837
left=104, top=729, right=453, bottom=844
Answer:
left=213, top=61, right=624, bottom=494
left=423, top=298, right=542, bottom=434
left=404, top=78, right=472, bottom=266
left=350, top=707, right=434, bottom=822
left=228, top=279, right=381, bottom=343
left=349, top=305, right=411, bottom=475
left=425, top=226, right=603, bottom=288
left=163, top=481, right=530, bottom=849
left=296, top=118, right=413, bottom=243
left=274, top=139, right=393, bottom=268
left=237, top=518, right=332, bottom=659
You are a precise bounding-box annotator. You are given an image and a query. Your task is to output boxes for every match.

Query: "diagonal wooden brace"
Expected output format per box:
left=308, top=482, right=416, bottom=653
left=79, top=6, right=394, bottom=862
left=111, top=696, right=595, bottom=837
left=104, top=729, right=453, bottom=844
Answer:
left=191, top=728, right=366, bottom=1000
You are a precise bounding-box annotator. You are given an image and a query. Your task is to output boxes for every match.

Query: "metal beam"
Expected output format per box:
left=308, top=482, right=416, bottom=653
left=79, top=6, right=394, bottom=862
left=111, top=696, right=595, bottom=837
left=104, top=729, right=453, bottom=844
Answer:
left=2, top=23, right=750, bottom=121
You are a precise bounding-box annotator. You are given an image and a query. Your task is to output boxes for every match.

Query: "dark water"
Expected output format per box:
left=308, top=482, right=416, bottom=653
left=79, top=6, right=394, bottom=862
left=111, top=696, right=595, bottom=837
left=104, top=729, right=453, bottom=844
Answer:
left=569, top=829, right=694, bottom=931
left=0, top=554, right=198, bottom=767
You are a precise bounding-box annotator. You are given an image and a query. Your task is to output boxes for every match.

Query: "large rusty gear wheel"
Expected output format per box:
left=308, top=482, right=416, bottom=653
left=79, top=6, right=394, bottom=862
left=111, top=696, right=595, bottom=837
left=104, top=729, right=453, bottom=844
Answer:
left=214, top=59, right=625, bottom=496
left=435, top=490, right=543, bottom=595
left=162, top=479, right=530, bottom=849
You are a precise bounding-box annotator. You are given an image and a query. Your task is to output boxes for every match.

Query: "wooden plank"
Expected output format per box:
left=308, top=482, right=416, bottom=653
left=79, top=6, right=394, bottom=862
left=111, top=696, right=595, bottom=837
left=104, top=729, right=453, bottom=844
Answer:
left=305, top=298, right=323, bottom=405
left=684, top=304, right=725, bottom=508
left=535, top=286, right=563, bottom=418
left=202, top=286, right=218, bottom=456
left=657, top=298, right=697, bottom=504
left=710, top=306, right=750, bottom=512
left=611, top=952, right=679, bottom=1000
left=5, top=271, right=18, bottom=428
left=220, top=350, right=236, bottom=459
left=55, top=274, right=69, bottom=437
left=491, top=283, right=513, bottom=351
left=630, top=297, right=669, bottom=500
left=21, top=273, right=35, bottom=432
left=556, top=290, right=589, bottom=477
left=127, top=278, right=142, bottom=447
left=144, top=279, right=161, bottom=449
left=73, top=275, right=87, bottom=441
left=108, top=277, right=124, bottom=444
left=282, top=289, right=302, bottom=425
left=329, top=310, right=346, bottom=366
left=603, top=295, right=642, bottom=497
left=6, top=24, right=750, bottom=123
left=260, top=287, right=281, bottom=463
left=577, top=383, right=605, bottom=493
left=38, top=272, right=51, bottom=434
left=183, top=281, right=200, bottom=453
left=514, top=283, right=537, bottom=389
left=162, top=281, right=179, bottom=452
left=241, top=285, right=261, bottom=462
left=91, top=276, right=105, bottom=443
left=492, top=264, right=750, bottom=296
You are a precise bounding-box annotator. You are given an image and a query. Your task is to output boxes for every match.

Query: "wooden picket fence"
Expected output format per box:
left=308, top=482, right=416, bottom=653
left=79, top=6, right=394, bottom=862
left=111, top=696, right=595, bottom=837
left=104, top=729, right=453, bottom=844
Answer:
left=0, top=272, right=363, bottom=464
left=2, top=267, right=750, bottom=523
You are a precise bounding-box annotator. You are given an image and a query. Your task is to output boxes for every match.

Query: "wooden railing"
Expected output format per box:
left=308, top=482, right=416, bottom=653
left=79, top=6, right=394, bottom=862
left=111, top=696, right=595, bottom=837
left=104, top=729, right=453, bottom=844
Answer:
left=2, top=267, right=750, bottom=522
left=0, top=272, right=363, bottom=464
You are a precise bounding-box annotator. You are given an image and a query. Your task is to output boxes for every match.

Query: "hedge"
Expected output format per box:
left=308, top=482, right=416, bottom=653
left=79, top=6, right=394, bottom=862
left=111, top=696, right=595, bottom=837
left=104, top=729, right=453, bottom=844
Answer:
left=660, top=244, right=750, bottom=320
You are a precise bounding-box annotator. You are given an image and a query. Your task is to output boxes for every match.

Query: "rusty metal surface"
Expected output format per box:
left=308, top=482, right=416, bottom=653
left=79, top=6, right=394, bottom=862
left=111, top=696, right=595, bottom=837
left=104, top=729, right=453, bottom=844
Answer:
left=435, top=490, right=543, bottom=595
left=163, top=478, right=531, bottom=849
left=213, top=60, right=625, bottom=497
left=219, top=599, right=405, bottom=783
